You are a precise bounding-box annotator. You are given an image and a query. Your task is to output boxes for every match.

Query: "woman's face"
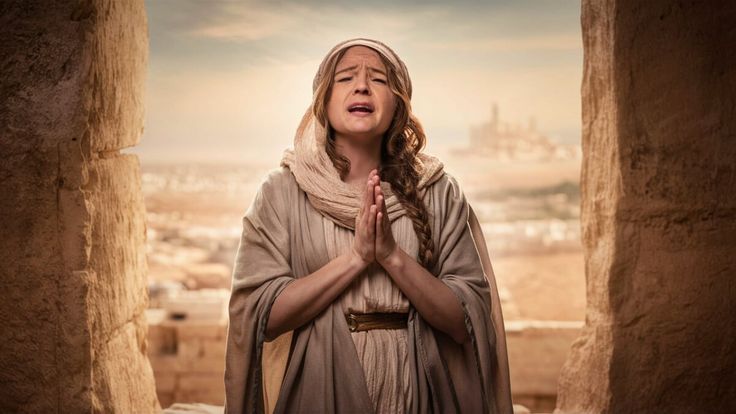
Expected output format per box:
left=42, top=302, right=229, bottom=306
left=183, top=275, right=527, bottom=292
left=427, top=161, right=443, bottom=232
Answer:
left=326, top=46, right=398, bottom=144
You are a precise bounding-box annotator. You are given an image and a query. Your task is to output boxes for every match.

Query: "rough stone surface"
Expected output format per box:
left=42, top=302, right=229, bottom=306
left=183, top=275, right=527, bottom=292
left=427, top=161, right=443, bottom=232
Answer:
left=0, top=0, right=158, bottom=412
left=556, top=1, right=736, bottom=413
left=85, top=1, right=148, bottom=152
left=87, top=156, right=150, bottom=340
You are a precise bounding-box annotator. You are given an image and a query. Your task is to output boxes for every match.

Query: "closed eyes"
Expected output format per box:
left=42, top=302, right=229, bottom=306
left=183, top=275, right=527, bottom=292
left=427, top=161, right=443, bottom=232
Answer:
left=337, top=77, right=387, bottom=84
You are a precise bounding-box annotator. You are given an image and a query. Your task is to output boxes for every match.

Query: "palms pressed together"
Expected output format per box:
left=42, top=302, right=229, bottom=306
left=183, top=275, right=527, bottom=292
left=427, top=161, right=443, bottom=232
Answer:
left=352, top=169, right=399, bottom=267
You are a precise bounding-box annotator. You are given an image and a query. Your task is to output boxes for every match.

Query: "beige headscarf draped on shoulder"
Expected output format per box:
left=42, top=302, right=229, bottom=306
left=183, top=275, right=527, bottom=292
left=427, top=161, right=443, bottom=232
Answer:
left=224, top=37, right=513, bottom=414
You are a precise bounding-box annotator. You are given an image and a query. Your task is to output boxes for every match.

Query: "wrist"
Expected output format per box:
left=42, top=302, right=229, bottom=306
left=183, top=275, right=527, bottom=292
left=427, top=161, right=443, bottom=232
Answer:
left=378, top=245, right=403, bottom=271
left=347, top=251, right=371, bottom=273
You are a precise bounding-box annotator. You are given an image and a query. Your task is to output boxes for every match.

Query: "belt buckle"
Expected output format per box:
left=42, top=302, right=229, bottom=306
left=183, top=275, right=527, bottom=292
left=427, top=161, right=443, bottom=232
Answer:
left=347, top=313, right=358, bottom=332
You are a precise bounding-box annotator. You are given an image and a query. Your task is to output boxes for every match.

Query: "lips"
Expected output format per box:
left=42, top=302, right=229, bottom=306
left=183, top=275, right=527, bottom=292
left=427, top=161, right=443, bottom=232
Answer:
left=347, top=102, right=374, bottom=113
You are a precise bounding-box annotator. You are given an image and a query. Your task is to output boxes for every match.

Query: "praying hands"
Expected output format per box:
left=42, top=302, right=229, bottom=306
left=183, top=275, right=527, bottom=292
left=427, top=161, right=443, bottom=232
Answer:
left=351, top=169, right=468, bottom=344
left=350, top=169, right=399, bottom=267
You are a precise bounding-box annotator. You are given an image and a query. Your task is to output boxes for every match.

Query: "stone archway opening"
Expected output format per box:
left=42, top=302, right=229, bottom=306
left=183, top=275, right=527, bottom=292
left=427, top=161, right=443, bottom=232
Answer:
left=2, top=1, right=734, bottom=413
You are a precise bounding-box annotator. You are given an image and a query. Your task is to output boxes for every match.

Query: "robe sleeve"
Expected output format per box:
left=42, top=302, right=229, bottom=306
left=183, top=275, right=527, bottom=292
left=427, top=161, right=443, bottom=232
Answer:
left=224, top=168, right=296, bottom=414
left=432, top=173, right=513, bottom=414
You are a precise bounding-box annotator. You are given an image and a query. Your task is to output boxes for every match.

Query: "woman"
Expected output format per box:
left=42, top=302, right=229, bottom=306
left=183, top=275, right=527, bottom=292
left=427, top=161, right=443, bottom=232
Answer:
left=224, top=38, right=512, bottom=414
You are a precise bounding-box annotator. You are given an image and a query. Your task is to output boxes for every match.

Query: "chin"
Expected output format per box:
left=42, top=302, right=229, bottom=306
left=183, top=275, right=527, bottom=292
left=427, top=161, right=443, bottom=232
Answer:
left=340, top=131, right=383, bottom=144
left=351, top=125, right=390, bottom=137
left=345, top=132, right=380, bottom=142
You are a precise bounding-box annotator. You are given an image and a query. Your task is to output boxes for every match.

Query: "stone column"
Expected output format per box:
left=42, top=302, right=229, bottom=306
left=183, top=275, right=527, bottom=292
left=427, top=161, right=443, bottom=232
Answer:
left=0, top=1, right=160, bottom=412
left=556, top=1, right=736, bottom=412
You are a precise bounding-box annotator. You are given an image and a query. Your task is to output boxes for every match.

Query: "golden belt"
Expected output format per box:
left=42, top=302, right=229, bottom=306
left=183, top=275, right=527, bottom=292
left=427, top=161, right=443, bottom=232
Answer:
left=345, top=312, right=409, bottom=332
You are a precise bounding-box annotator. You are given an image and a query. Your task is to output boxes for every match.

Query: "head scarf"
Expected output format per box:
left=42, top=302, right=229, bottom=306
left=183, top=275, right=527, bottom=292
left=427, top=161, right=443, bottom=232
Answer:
left=280, top=38, right=445, bottom=230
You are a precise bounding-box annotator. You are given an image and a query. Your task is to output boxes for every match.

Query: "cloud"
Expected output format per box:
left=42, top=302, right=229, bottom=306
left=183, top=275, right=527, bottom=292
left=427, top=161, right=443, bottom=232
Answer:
left=417, top=34, right=582, bottom=52
left=183, top=2, right=444, bottom=44
left=189, top=12, right=293, bottom=41
left=185, top=2, right=309, bottom=42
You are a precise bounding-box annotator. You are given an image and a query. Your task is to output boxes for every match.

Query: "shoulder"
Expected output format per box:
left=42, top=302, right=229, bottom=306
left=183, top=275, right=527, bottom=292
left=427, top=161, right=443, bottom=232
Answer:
left=425, top=171, right=471, bottom=227
left=427, top=171, right=467, bottom=207
left=247, top=166, right=298, bottom=221
left=256, top=166, right=299, bottom=201
left=260, top=165, right=297, bottom=189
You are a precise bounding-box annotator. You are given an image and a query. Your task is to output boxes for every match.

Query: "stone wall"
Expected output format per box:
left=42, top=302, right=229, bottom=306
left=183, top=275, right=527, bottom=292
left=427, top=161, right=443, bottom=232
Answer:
left=556, top=1, right=736, bottom=412
left=0, top=1, right=159, bottom=412
left=148, top=309, right=228, bottom=408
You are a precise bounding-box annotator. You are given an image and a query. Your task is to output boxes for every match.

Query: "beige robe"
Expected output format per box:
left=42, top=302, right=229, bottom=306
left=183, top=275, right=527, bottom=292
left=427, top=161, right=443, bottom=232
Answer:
left=224, top=166, right=512, bottom=414
left=333, top=212, right=418, bottom=413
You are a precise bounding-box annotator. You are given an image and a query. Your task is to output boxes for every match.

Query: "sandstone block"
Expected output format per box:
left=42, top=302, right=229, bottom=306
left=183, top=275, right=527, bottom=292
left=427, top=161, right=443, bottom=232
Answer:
left=155, top=373, right=177, bottom=394
left=92, top=316, right=159, bottom=413
left=176, top=322, right=227, bottom=341
left=88, top=155, right=149, bottom=339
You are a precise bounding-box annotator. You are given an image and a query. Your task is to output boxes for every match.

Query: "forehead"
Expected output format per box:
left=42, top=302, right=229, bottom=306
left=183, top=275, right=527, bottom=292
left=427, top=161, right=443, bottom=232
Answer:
left=336, top=46, right=386, bottom=70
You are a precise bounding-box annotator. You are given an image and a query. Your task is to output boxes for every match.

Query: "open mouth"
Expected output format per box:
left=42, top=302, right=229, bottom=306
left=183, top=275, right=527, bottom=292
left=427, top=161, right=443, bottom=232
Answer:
left=347, top=103, right=374, bottom=114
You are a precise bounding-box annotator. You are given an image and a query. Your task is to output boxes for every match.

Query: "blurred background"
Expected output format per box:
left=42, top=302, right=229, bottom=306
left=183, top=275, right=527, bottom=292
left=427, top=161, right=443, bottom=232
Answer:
left=132, top=1, right=584, bottom=412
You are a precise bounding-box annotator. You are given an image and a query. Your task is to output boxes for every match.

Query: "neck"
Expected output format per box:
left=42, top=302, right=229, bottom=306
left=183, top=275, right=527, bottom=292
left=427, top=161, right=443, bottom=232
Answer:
left=334, top=133, right=382, bottom=187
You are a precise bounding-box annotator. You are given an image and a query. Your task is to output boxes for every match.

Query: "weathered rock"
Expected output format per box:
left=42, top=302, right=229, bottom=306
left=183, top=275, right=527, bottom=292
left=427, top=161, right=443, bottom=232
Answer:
left=556, top=1, right=736, bottom=413
left=0, top=0, right=158, bottom=412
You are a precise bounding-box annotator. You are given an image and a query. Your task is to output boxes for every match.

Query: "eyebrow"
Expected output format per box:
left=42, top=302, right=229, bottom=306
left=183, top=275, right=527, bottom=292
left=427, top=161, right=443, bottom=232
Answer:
left=335, top=65, right=387, bottom=76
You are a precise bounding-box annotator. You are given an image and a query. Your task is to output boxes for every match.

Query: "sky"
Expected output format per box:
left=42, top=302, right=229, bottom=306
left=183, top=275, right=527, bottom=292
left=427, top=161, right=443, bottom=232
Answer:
left=129, top=0, right=582, bottom=166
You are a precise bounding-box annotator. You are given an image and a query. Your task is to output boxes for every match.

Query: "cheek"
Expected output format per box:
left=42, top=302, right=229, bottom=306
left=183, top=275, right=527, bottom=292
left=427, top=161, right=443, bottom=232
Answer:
left=326, top=97, right=342, bottom=124
left=383, top=95, right=398, bottom=123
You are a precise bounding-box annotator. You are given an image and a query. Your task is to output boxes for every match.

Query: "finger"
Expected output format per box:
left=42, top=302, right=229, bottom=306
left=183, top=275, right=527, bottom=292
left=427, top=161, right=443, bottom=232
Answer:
left=370, top=174, right=378, bottom=192
left=359, top=203, right=367, bottom=229
left=367, top=169, right=376, bottom=185
left=359, top=186, right=370, bottom=229
left=368, top=205, right=376, bottom=237
left=366, top=178, right=376, bottom=204
left=363, top=180, right=373, bottom=216
left=375, top=186, right=387, bottom=214
left=377, top=195, right=387, bottom=233
left=376, top=211, right=383, bottom=239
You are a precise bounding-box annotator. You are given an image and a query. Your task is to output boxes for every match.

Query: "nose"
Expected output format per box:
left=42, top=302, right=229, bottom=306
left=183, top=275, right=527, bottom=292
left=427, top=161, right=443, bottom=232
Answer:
left=353, top=70, right=371, bottom=95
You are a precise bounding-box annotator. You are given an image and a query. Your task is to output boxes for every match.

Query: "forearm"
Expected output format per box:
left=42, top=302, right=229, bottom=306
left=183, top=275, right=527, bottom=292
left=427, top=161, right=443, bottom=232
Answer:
left=379, top=247, right=469, bottom=344
left=265, top=252, right=367, bottom=341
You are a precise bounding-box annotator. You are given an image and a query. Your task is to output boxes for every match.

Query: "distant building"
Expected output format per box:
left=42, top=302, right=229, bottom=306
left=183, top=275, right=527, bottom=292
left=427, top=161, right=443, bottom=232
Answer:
left=452, top=102, right=580, bottom=161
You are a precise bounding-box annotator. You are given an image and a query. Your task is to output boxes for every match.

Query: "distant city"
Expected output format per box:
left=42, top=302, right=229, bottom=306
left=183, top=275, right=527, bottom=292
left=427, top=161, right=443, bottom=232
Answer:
left=452, top=102, right=581, bottom=161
